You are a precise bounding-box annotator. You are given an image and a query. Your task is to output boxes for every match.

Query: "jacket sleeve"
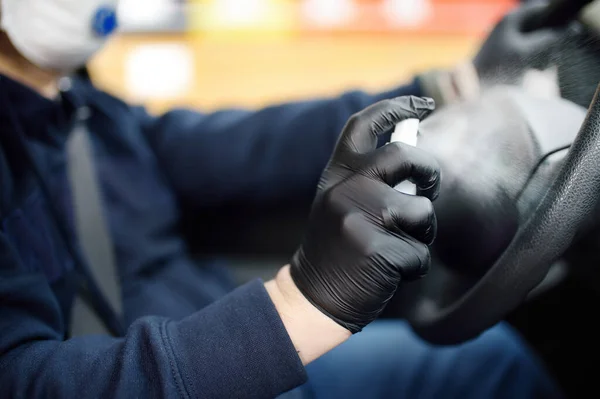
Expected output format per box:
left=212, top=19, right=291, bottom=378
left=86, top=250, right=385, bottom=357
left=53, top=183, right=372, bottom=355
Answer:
left=138, top=80, right=422, bottom=209
left=0, top=233, right=306, bottom=398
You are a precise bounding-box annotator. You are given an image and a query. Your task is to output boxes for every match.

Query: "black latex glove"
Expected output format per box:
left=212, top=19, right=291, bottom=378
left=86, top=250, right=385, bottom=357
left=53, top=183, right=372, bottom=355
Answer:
left=290, top=96, right=441, bottom=334
left=474, top=2, right=567, bottom=85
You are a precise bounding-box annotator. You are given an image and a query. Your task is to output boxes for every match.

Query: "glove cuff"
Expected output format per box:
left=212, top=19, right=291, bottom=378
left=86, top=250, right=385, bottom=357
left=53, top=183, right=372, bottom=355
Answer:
left=290, top=250, right=363, bottom=334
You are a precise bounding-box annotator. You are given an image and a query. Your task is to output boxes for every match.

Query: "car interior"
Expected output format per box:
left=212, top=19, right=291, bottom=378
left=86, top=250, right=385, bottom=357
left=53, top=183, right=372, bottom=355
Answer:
left=183, top=85, right=599, bottom=399
left=182, top=40, right=600, bottom=399
left=69, top=1, right=600, bottom=397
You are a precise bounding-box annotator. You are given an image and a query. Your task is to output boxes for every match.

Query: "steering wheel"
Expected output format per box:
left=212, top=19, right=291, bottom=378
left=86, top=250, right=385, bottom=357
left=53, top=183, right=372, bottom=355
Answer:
left=404, top=84, right=600, bottom=345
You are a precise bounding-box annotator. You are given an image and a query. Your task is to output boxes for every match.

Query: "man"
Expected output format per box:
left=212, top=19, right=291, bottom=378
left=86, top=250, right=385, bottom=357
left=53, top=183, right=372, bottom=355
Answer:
left=0, top=0, right=565, bottom=397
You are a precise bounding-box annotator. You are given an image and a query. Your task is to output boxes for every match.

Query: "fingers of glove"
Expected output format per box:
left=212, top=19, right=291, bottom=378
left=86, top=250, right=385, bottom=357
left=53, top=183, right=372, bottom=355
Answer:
left=510, top=3, right=567, bottom=48
left=381, top=192, right=437, bottom=245
left=338, top=96, right=435, bottom=155
left=368, top=142, right=441, bottom=201
left=401, top=239, right=432, bottom=280
left=514, top=27, right=564, bottom=57
left=375, top=235, right=432, bottom=280
left=509, top=2, right=551, bottom=30
left=341, top=212, right=432, bottom=279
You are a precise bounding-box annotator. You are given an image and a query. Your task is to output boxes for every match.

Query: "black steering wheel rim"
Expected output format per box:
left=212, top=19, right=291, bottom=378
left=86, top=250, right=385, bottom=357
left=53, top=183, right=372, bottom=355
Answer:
left=407, top=84, right=600, bottom=345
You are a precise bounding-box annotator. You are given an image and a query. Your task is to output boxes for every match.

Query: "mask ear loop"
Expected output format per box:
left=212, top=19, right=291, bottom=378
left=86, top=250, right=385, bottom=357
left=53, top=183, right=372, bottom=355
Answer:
left=0, top=77, right=125, bottom=337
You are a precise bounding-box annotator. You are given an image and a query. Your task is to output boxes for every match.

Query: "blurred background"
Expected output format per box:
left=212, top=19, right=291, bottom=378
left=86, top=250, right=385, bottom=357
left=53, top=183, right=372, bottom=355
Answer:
left=89, top=0, right=517, bottom=114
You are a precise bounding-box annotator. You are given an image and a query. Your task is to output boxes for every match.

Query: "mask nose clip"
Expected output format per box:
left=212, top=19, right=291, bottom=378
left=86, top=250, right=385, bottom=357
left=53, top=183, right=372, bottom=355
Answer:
left=92, top=6, right=118, bottom=37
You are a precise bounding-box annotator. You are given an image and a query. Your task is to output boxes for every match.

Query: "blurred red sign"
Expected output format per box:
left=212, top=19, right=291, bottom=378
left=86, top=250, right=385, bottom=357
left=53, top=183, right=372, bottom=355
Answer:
left=298, top=0, right=517, bottom=35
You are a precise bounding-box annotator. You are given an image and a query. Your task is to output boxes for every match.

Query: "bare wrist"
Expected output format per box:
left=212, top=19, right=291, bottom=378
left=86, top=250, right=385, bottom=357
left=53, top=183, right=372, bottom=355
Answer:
left=265, top=265, right=350, bottom=365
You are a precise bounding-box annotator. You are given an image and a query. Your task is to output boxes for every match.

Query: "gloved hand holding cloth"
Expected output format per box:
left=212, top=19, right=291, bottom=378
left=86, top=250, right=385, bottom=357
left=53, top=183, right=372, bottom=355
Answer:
left=290, top=96, right=440, bottom=333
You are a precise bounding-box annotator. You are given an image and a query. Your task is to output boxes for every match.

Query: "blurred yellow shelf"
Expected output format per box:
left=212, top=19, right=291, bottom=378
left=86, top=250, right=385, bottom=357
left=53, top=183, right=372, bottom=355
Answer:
left=89, top=33, right=480, bottom=114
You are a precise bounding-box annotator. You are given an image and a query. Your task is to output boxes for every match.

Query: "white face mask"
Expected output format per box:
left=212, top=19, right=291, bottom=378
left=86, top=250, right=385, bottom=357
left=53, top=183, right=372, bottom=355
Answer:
left=1, top=0, right=119, bottom=71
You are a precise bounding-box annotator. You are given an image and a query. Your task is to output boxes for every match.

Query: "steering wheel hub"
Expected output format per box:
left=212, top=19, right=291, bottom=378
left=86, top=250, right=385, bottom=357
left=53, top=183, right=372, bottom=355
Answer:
left=404, top=86, right=597, bottom=344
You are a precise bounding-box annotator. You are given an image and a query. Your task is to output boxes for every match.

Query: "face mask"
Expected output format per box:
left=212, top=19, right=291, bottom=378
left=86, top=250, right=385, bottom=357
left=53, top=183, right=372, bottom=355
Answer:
left=1, top=0, right=119, bottom=71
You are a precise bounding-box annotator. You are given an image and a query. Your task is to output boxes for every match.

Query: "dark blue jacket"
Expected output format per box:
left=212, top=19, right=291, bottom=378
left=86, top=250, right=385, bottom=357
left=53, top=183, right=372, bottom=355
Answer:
left=0, top=73, right=421, bottom=398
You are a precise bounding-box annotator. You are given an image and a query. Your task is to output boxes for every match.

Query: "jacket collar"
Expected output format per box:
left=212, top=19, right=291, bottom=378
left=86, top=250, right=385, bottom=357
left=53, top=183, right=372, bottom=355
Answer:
left=0, top=74, right=85, bottom=146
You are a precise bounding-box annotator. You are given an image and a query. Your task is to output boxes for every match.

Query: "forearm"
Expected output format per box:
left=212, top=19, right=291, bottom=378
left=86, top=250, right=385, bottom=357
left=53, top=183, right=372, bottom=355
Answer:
left=2, top=272, right=309, bottom=398
left=265, top=265, right=351, bottom=364
left=142, top=80, right=424, bottom=210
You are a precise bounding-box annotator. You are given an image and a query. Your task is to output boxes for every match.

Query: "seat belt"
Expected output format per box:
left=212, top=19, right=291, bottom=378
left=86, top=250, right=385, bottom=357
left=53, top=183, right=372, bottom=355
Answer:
left=67, top=117, right=122, bottom=336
